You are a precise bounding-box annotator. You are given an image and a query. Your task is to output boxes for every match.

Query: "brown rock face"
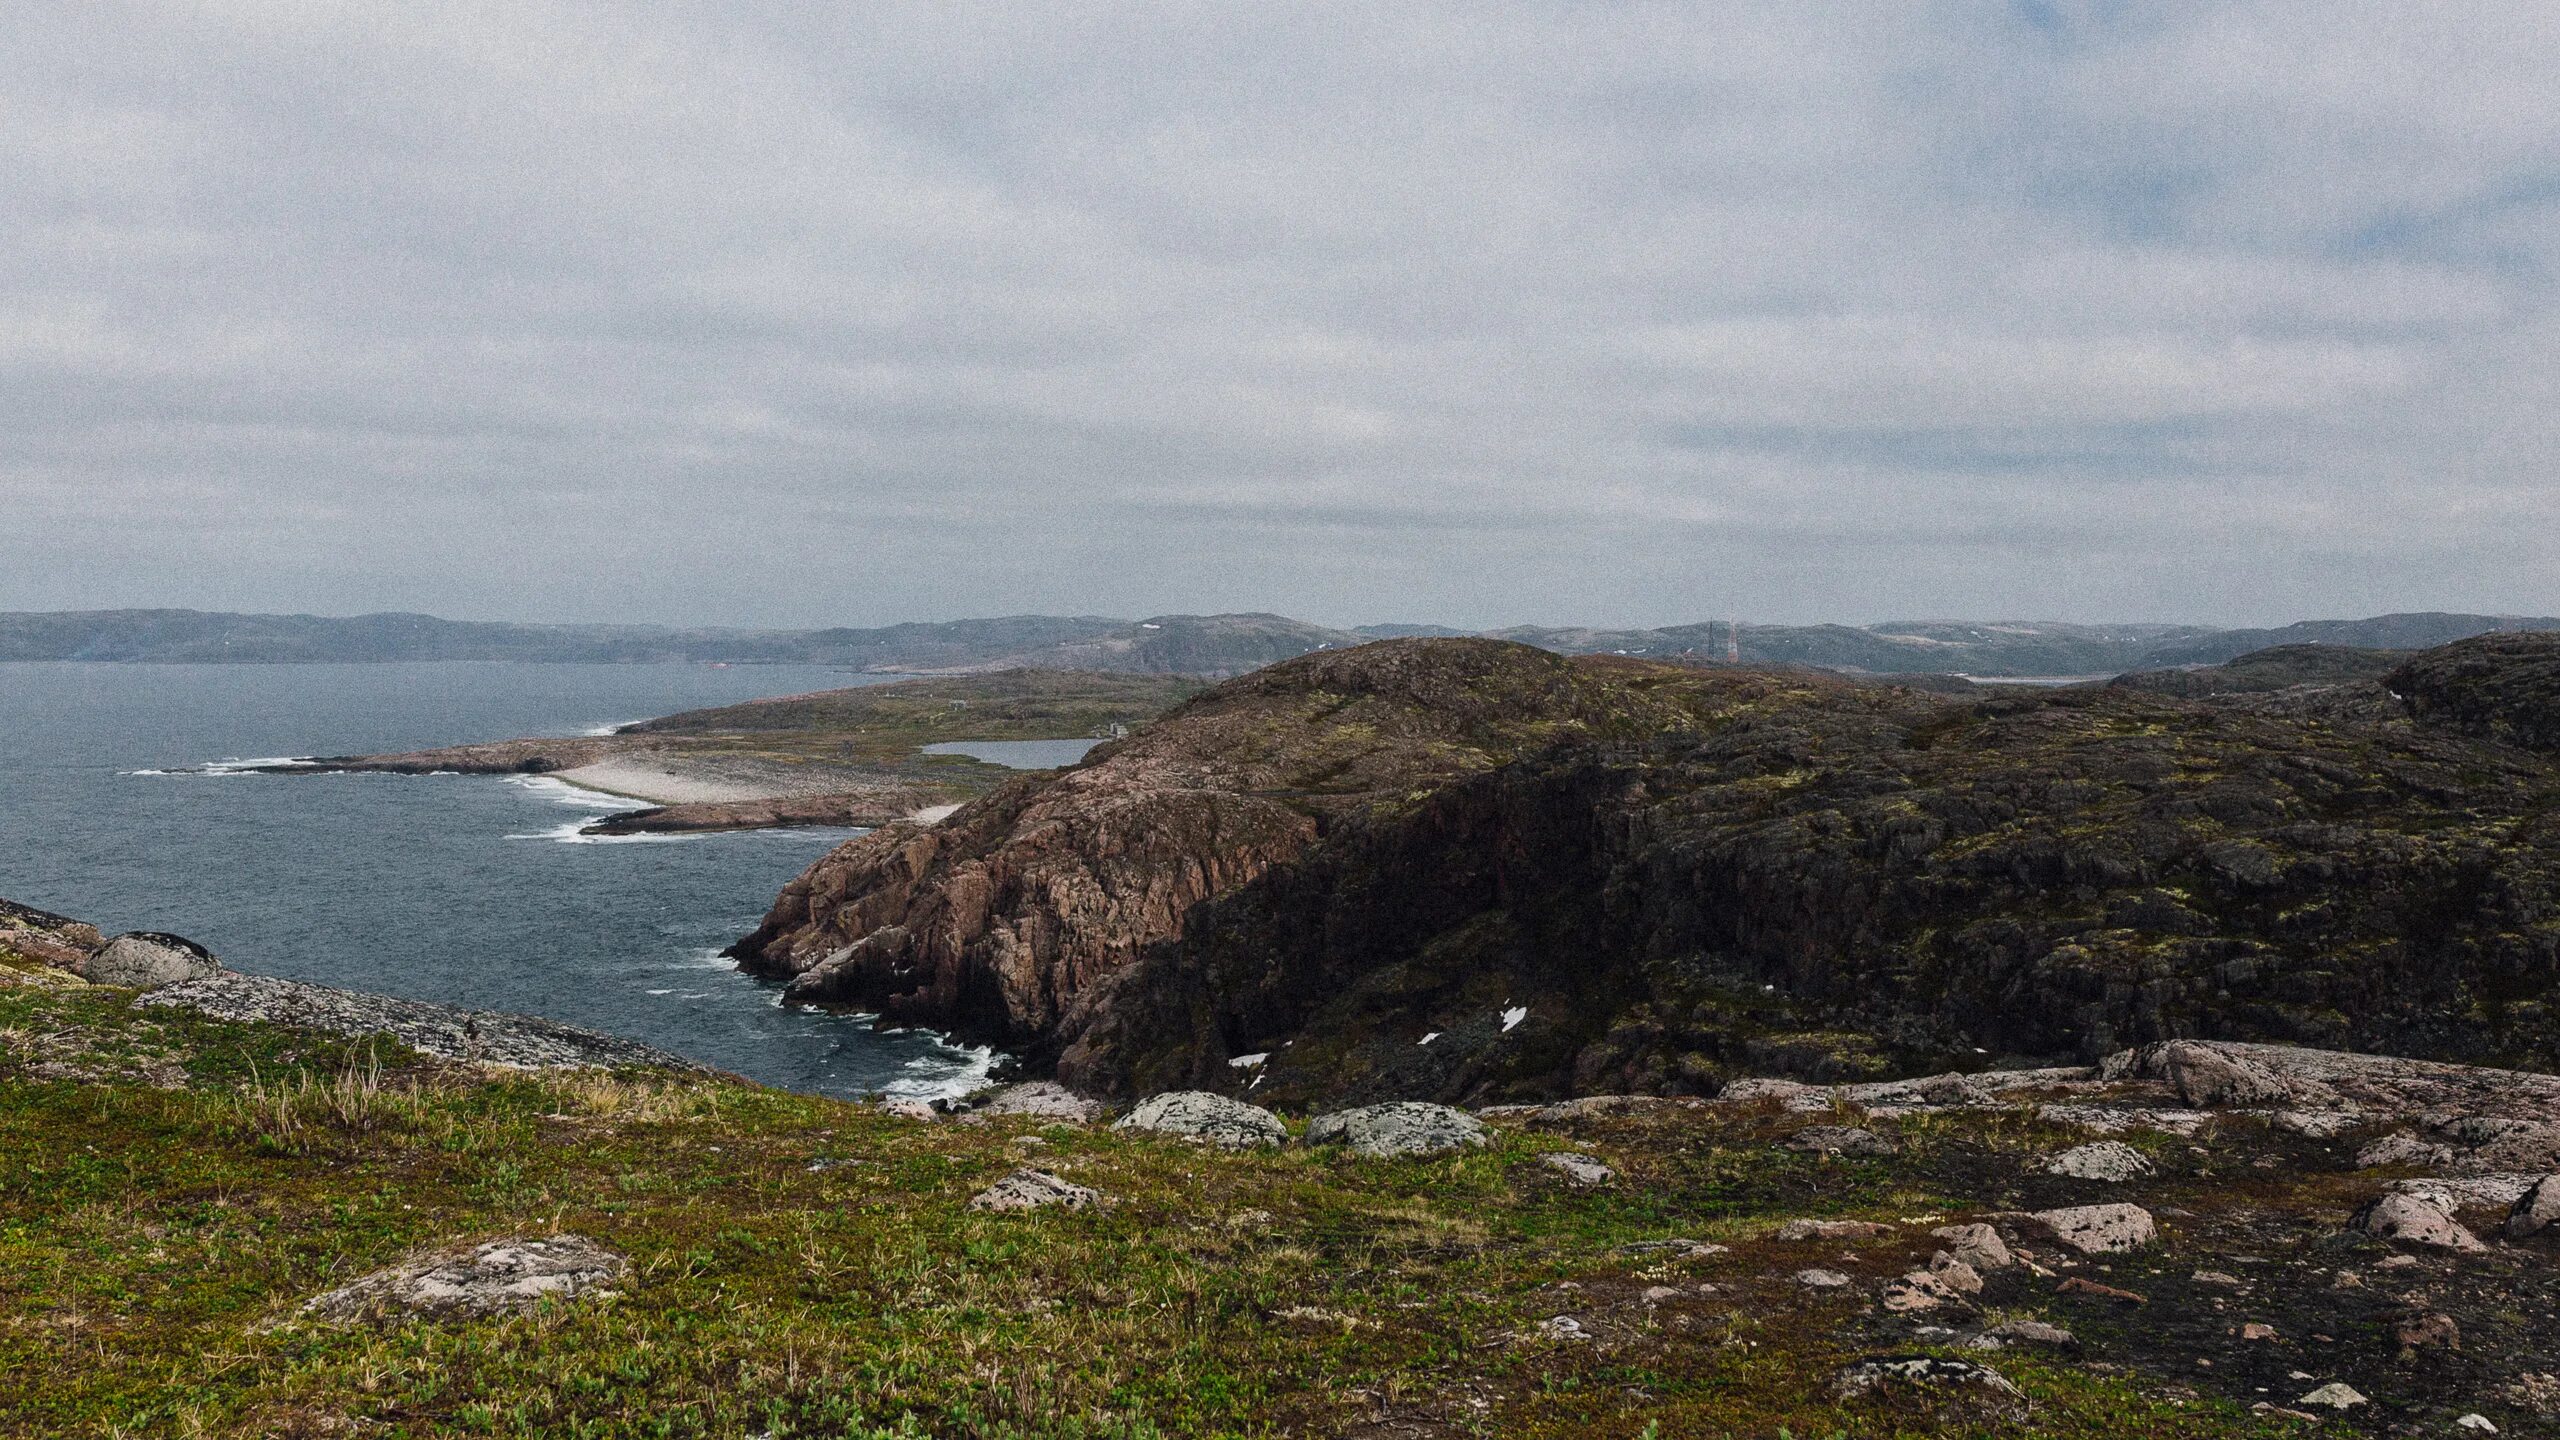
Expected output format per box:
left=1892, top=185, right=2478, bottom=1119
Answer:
left=0, top=898, right=104, bottom=973
left=729, top=640, right=1708, bottom=1049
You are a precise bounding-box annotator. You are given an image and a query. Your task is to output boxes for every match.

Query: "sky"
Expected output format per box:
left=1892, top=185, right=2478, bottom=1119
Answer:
left=3, top=2, right=2556, bottom=632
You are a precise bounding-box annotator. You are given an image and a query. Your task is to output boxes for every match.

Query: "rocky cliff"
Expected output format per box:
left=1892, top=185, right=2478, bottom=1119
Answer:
left=728, top=640, right=1730, bottom=1045
left=740, top=635, right=2560, bottom=1106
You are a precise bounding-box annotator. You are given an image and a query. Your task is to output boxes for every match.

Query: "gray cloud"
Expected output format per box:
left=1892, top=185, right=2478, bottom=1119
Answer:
left=1, top=1, right=2553, bottom=629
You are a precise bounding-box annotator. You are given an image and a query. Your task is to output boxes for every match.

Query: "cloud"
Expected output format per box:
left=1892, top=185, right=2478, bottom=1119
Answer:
left=0, top=0, right=2552, bottom=628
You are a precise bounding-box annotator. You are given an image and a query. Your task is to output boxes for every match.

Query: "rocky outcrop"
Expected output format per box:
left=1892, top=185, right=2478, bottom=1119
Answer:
left=136, top=973, right=699, bottom=1071
left=80, top=932, right=221, bottom=988
left=731, top=640, right=1710, bottom=1050
left=1302, top=1101, right=1487, bottom=1157
left=1110, top=1091, right=1286, bottom=1148
left=968, top=1168, right=1102, bottom=1212
left=2388, top=631, right=2560, bottom=754
left=296, top=1235, right=626, bottom=1323
left=1052, top=643, right=2560, bottom=1105
left=0, top=898, right=104, bottom=976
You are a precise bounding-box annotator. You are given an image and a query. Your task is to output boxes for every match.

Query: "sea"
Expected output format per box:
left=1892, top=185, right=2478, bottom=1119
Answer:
left=0, top=660, right=1019, bottom=1100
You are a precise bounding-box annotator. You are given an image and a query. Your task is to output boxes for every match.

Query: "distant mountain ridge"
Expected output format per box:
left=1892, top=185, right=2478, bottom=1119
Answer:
left=3, top=606, right=2555, bottom=678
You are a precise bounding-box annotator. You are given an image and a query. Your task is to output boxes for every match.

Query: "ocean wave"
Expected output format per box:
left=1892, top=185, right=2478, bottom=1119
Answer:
left=503, top=818, right=687, bottom=845
left=878, top=1042, right=1000, bottom=1100
left=580, top=720, right=643, bottom=737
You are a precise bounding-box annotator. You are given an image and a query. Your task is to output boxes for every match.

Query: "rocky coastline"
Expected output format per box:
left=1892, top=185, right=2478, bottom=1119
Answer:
left=734, top=632, right=2560, bottom=1109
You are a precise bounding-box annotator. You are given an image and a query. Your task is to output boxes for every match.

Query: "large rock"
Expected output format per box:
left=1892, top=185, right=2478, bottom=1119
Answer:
left=2028, top=1203, right=2158, bottom=1254
left=2351, top=1192, right=2482, bottom=1251
left=80, top=932, right=220, bottom=989
left=2506, top=1174, right=2560, bottom=1238
left=0, top=897, right=105, bottom=973
left=1111, top=1091, right=1286, bottom=1148
left=969, top=1168, right=1102, bottom=1212
left=1831, top=1356, right=2025, bottom=1421
left=298, top=1234, right=625, bottom=1323
left=2047, top=1141, right=2155, bottom=1182
left=2105, top=1039, right=2320, bottom=1108
left=1304, top=1101, right=1488, bottom=1158
left=974, top=1081, right=1105, bottom=1123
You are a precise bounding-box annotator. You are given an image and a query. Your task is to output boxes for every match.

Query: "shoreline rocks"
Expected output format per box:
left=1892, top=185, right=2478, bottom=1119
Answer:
left=135, top=972, right=701, bottom=1072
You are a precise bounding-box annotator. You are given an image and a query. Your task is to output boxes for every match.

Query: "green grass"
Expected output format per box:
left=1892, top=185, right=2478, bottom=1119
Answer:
left=0, top=986, right=2299, bottom=1438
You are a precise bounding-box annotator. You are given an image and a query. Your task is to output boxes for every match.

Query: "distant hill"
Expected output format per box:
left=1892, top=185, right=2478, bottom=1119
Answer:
left=2106, top=644, right=2410, bottom=698
left=2136, top=612, right=2560, bottom=667
left=7, top=606, right=2557, bottom=679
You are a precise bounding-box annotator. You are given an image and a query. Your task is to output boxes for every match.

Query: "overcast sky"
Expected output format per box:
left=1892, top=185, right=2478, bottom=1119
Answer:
left=4, top=3, right=2555, bottom=630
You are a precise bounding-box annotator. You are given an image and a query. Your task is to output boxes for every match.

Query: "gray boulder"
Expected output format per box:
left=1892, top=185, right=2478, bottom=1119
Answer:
left=1539, top=1152, right=1614, bottom=1187
left=976, top=1082, right=1104, bottom=1123
left=1305, top=1101, right=1488, bottom=1158
left=2046, top=1140, right=2155, bottom=1182
left=1112, top=1091, right=1286, bottom=1148
left=80, top=932, right=220, bottom=989
left=969, top=1168, right=1102, bottom=1212
left=2351, top=1192, right=2482, bottom=1251
left=298, top=1234, right=625, bottom=1323
left=2029, top=1203, right=2158, bottom=1254
left=2506, top=1174, right=2560, bottom=1238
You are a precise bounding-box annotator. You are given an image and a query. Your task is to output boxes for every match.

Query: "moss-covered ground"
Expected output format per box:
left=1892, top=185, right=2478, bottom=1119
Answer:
left=0, top=983, right=2503, bottom=1438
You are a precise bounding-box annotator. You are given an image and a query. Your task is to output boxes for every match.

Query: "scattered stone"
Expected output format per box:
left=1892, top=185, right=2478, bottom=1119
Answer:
left=1304, top=1101, right=1487, bottom=1158
left=2360, top=1131, right=2459, bottom=1169
left=968, top=1168, right=1101, bottom=1212
left=879, top=1099, right=938, bottom=1122
left=2505, top=1174, right=2560, bottom=1238
left=80, top=932, right=221, bottom=989
left=2047, top=1140, right=2156, bottom=1182
left=2457, top=1414, right=2498, bottom=1433
left=1796, top=1268, right=1853, bottom=1289
left=1931, top=1224, right=2015, bottom=1271
left=1970, top=1319, right=2075, bottom=1351
left=1538, top=1151, right=1614, bottom=1187
left=1885, top=1253, right=1984, bottom=1312
left=2295, top=1382, right=2367, bottom=1411
left=2240, top=1322, right=2278, bottom=1342
left=2192, top=1269, right=2246, bottom=1287
left=975, top=1082, right=1103, bottom=1123
left=2390, top=1309, right=2459, bottom=1355
left=1619, top=1238, right=1728, bottom=1261
left=1783, top=1125, right=1897, bottom=1158
left=2351, top=1192, right=2483, bottom=1251
left=297, top=1234, right=626, bottom=1323
left=1639, top=1285, right=1681, bottom=1303
left=1775, top=1218, right=1894, bottom=1242
left=1537, top=1314, right=1591, bottom=1342
left=1831, top=1356, right=2025, bottom=1417
left=2030, top=1202, right=2158, bottom=1254
left=1113, top=1091, right=1287, bottom=1148
left=2056, top=1276, right=2147, bottom=1305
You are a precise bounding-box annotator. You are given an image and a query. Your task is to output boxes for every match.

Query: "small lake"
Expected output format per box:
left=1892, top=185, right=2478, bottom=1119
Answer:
left=922, top=738, right=1099, bottom=769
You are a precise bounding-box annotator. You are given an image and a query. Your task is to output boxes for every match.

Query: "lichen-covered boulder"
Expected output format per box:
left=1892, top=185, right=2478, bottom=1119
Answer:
left=2046, top=1140, right=2155, bottom=1182
left=1112, top=1091, right=1286, bottom=1148
left=81, top=932, right=220, bottom=989
left=2506, top=1174, right=2560, bottom=1238
left=2029, top=1203, right=2158, bottom=1254
left=1304, top=1101, right=1487, bottom=1158
left=975, top=1082, right=1104, bottom=1123
left=2352, top=1192, right=2482, bottom=1251
left=298, top=1234, right=625, bottom=1323
left=969, top=1168, right=1101, bottom=1212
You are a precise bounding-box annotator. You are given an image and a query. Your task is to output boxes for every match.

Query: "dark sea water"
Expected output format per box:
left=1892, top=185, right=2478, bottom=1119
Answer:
left=0, top=661, right=997, bottom=1099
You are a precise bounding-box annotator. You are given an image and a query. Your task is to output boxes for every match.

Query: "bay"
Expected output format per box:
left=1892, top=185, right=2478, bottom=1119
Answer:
left=0, top=660, right=994, bottom=1099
